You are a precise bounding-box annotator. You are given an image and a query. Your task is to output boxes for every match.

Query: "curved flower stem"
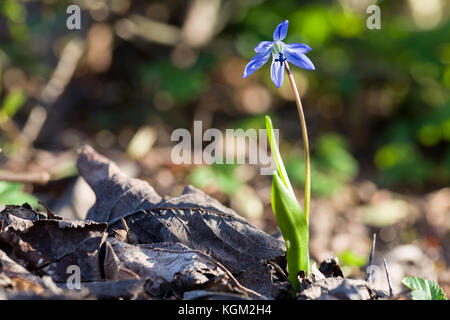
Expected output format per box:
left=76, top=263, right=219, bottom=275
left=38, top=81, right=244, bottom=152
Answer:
left=284, top=61, right=311, bottom=225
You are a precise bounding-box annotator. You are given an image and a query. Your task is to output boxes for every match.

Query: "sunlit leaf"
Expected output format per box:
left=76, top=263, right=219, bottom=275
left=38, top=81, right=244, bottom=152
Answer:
left=271, top=171, right=309, bottom=289
left=266, top=115, right=309, bottom=289
left=265, top=115, right=294, bottom=197
left=402, top=276, right=447, bottom=300
left=338, top=250, right=367, bottom=268
left=0, top=181, right=38, bottom=207
left=1, top=90, right=27, bottom=118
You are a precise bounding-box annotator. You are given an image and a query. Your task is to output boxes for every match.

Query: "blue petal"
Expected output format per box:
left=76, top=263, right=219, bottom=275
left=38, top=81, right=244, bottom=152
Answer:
left=242, top=50, right=271, bottom=78
left=284, top=50, right=315, bottom=71
left=254, top=41, right=273, bottom=53
left=270, top=57, right=284, bottom=88
left=273, top=20, right=289, bottom=42
left=284, top=42, right=312, bottom=54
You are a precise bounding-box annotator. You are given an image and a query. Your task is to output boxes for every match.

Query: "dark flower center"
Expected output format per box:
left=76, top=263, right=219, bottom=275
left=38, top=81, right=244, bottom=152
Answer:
left=275, top=52, right=286, bottom=64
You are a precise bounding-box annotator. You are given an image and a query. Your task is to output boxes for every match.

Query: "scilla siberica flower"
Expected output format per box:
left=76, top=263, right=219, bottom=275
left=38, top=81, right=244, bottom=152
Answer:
left=242, top=20, right=315, bottom=88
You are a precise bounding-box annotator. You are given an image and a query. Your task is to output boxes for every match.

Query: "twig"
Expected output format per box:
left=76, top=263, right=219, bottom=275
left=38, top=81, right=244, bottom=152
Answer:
left=383, top=258, right=393, bottom=296
left=366, top=233, right=376, bottom=281
left=121, top=15, right=180, bottom=45
left=0, top=116, right=31, bottom=150
left=0, top=171, right=50, bottom=185
left=268, top=260, right=289, bottom=283
left=120, top=218, right=130, bottom=232
left=38, top=200, right=59, bottom=219
left=181, top=0, right=221, bottom=47
left=23, top=38, right=84, bottom=145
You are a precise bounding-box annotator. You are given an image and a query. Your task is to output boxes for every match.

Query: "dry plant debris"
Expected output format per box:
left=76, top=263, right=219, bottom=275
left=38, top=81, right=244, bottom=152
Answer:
left=0, top=146, right=388, bottom=300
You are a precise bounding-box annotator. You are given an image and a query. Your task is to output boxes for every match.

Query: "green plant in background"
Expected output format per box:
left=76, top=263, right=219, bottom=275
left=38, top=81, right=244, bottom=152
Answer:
left=0, top=0, right=28, bottom=43
left=375, top=105, right=450, bottom=187
left=337, top=249, right=367, bottom=277
left=0, top=181, right=38, bottom=207
left=402, top=276, right=447, bottom=300
left=0, top=90, right=27, bottom=120
left=286, top=133, right=358, bottom=197
left=190, top=164, right=242, bottom=196
left=140, top=56, right=212, bottom=105
left=0, top=89, right=27, bottom=154
left=242, top=20, right=315, bottom=289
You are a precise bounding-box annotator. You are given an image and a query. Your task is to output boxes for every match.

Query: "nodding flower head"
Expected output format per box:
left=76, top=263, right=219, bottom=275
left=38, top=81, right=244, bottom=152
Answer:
left=242, top=20, right=315, bottom=88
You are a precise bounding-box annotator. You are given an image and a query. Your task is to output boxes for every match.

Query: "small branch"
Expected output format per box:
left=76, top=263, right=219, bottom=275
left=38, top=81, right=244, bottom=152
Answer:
left=0, top=116, right=31, bottom=150
left=268, top=260, right=289, bottom=283
left=181, top=0, right=222, bottom=47
left=383, top=258, right=393, bottom=297
left=38, top=200, right=59, bottom=219
left=0, top=171, right=50, bottom=185
left=121, top=15, right=181, bottom=45
left=366, top=233, right=376, bottom=281
left=23, top=39, right=84, bottom=145
left=121, top=218, right=130, bottom=233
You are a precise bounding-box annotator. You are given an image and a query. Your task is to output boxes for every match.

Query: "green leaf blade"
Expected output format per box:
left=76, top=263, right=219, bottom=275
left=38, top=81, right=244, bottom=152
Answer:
left=0, top=181, right=38, bottom=207
left=271, top=171, right=309, bottom=289
left=1, top=90, right=27, bottom=118
left=265, top=115, right=295, bottom=197
left=402, top=276, right=447, bottom=300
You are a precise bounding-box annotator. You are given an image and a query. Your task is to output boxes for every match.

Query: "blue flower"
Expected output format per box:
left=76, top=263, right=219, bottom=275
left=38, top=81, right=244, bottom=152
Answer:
left=242, top=20, right=315, bottom=88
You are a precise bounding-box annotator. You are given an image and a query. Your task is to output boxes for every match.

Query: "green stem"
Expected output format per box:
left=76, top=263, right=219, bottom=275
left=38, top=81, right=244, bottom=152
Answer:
left=284, top=61, right=311, bottom=225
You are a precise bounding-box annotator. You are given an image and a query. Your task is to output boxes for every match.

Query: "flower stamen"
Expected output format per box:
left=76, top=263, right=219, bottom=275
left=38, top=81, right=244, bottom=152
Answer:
left=275, top=52, right=286, bottom=64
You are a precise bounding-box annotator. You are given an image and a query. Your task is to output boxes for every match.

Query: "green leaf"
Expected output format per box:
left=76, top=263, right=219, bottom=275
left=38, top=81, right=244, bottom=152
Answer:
left=265, top=115, right=294, bottom=197
left=271, top=168, right=309, bottom=289
left=402, top=276, right=447, bottom=300
left=1, top=90, right=27, bottom=118
left=338, top=249, right=367, bottom=268
left=189, top=165, right=242, bottom=196
left=0, top=181, right=38, bottom=207
left=139, top=57, right=211, bottom=105
left=266, top=115, right=310, bottom=289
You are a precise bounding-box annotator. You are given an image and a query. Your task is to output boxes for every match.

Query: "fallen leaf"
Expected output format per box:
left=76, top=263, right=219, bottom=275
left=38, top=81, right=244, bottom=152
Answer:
left=0, top=248, right=43, bottom=293
left=0, top=205, right=108, bottom=282
left=108, top=238, right=237, bottom=297
left=77, top=146, right=285, bottom=296
left=82, top=279, right=145, bottom=300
